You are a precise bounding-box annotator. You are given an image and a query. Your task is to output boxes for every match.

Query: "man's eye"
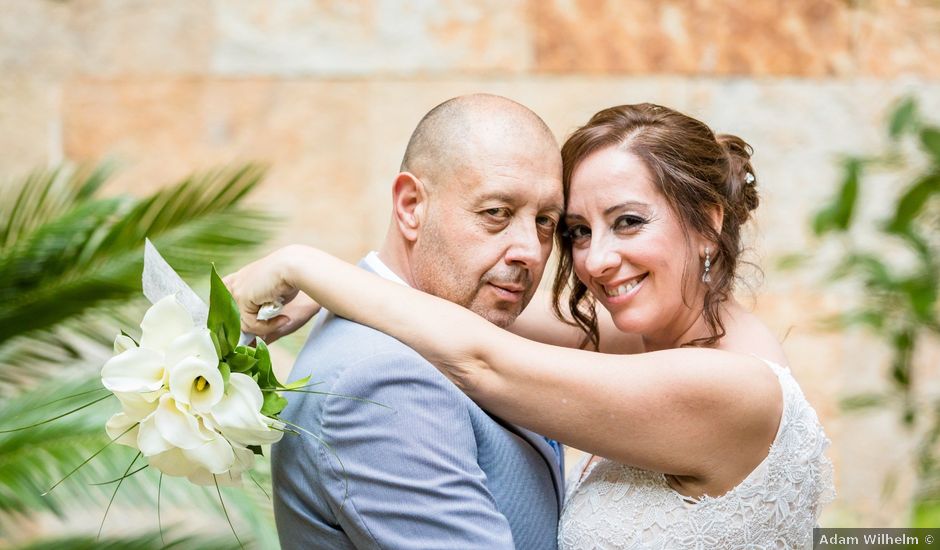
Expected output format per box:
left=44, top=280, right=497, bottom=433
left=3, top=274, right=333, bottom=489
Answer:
left=536, top=215, right=557, bottom=228
left=483, top=208, right=510, bottom=219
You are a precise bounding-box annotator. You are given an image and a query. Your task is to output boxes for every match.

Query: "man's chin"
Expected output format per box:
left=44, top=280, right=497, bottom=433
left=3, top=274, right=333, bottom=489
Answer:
left=472, top=305, right=522, bottom=328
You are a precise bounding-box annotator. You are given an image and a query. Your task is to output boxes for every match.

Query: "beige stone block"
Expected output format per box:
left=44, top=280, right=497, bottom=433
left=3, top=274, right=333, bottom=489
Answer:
left=0, top=0, right=214, bottom=78
left=0, top=77, right=61, bottom=177
left=62, top=78, right=374, bottom=257
left=532, top=0, right=854, bottom=76
left=66, top=0, right=215, bottom=77
left=0, top=0, right=73, bottom=77
left=212, top=0, right=532, bottom=75
left=851, top=0, right=940, bottom=79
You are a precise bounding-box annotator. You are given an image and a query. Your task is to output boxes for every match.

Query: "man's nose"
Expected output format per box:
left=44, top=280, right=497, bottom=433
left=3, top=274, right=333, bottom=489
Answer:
left=584, top=235, right=619, bottom=278
left=504, top=218, right=544, bottom=268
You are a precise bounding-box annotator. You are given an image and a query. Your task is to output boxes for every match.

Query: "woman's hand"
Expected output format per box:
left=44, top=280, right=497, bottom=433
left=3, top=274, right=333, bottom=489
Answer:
left=223, top=245, right=321, bottom=343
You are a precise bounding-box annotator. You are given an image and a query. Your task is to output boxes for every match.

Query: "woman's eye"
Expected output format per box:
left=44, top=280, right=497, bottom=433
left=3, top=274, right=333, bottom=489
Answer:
left=614, top=215, right=646, bottom=231
left=565, top=225, right=591, bottom=241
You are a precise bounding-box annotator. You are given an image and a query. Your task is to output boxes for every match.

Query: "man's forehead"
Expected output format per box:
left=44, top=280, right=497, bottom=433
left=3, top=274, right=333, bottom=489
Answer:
left=464, top=174, right=563, bottom=210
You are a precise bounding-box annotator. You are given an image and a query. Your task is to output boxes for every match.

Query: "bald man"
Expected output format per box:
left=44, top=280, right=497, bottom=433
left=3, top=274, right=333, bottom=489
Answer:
left=272, top=95, right=565, bottom=549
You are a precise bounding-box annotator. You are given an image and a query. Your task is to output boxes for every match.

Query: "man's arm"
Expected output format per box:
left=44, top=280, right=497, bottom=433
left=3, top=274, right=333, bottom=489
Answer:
left=316, top=350, right=514, bottom=549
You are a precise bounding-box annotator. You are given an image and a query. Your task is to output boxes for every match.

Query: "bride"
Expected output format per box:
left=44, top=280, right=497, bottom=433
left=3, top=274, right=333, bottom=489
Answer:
left=226, top=103, right=835, bottom=548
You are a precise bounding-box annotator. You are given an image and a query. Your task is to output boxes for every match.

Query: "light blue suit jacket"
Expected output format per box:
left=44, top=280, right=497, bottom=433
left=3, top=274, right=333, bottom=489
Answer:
left=272, top=261, right=564, bottom=549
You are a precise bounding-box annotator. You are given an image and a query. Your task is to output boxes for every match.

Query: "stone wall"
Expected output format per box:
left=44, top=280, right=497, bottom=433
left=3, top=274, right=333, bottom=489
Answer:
left=3, top=0, right=940, bottom=531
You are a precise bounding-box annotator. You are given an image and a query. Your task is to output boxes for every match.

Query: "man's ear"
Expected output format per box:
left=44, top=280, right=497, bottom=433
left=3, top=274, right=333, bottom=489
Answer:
left=392, top=172, right=428, bottom=242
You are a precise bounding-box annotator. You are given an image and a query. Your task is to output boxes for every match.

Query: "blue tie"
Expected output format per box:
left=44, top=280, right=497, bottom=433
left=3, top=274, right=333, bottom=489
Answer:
left=543, top=436, right=562, bottom=467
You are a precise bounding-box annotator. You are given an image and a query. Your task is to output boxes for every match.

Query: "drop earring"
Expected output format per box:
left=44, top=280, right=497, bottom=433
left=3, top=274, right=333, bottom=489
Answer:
left=702, top=247, right=712, bottom=283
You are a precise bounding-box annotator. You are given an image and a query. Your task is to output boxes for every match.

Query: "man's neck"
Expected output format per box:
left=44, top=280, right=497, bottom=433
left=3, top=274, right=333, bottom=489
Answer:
left=375, top=241, right=416, bottom=287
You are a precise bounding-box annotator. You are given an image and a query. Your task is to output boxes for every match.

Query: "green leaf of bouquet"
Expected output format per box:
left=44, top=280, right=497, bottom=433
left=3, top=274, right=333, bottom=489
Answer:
left=234, top=344, right=256, bottom=358
left=254, top=339, right=280, bottom=389
left=227, top=351, right=258, bottom=374
left=208, top=264, right=240, bottom=354
left=218, top=361, right=231, bottom=387
left=284, top=375, right=312, bottom=390
left=214, top=326, right=232, bottom=358
left=208, top=330, right=223, bottom=360
left=260, top=390, right=288, bottom=417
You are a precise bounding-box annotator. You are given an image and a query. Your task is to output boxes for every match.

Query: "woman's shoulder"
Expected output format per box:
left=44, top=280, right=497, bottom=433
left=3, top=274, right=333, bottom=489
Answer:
left=717, top=302, right=789, bottom=366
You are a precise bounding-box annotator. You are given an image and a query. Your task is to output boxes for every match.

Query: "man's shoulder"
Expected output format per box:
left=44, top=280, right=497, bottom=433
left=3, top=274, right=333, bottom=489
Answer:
left=314, top=312, right=425, bottom=362
left=294, top=312, right=453, bottom=389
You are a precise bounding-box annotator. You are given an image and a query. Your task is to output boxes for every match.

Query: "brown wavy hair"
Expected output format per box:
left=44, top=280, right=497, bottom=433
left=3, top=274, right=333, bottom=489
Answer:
left=552, top=103, right=759, bottom=349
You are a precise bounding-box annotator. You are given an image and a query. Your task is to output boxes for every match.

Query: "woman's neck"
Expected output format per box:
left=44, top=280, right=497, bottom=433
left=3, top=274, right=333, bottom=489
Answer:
left=641, top=299, right=735, bottom=352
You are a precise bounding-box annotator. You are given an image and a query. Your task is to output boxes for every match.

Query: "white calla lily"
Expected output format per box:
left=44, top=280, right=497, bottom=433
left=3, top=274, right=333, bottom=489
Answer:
left=168, top=355, right=224, bottom=412
left=136, top=411, right=174, bottom=457
left=101, top=347, right=166, bottom=397
left=113, top=333, right=137, bottom=354
left=182, top=431, right=236, bottom=474
left=210, top=373, right=284, bottom=446
left=137, top=394, right=237, bottom=477
left=152, top=394, right=211, bottom=450
left=113, top=390, right=160, bottom=422
left=186, top=444, right=255, bottom=486
left=139, top=295, right=195, bottom=350
left=105, top=412, right=140, bottom=448
left=165, top=328, right=218, bottom=371
left=147, top=447, right=198, bottom=477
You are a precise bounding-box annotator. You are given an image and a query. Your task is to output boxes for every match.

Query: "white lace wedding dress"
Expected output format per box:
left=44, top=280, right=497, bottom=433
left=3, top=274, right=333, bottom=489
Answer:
left=558, top=359, right=835, bottom=549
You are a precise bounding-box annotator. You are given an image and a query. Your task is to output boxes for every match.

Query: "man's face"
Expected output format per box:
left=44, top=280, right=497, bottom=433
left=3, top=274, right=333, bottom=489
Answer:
left=411, top=145, right=563, bottom=327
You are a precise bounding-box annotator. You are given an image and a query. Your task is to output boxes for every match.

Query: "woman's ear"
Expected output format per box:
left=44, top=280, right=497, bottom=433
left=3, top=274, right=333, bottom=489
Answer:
left=392, top=172, right=428, bottom=242
left=708, top=204, right=724, bottom=237
left=698, top=204, right=724, bottom=258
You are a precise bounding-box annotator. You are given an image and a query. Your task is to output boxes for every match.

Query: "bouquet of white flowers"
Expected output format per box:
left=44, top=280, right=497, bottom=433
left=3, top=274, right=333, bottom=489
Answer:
left=3, top=240, right=330, bottom=546
left=95, top=241, right=310, bottom=488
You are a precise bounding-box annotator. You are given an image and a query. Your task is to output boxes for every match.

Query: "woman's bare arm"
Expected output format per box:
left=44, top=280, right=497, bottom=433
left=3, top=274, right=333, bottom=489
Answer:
left=227, top=245, right=781, bottom=483
left=509, top=288, right=645, bottom=354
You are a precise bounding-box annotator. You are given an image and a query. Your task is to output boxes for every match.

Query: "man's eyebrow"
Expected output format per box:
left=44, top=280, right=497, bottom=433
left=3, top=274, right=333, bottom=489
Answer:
left=542, top=205, right=564, bottom=217
left=473, top=191, right=518, bottom=204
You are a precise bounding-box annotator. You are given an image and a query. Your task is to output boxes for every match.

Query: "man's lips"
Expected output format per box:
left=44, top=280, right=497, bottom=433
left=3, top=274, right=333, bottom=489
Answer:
left=487, top=282, right=526, bottom=302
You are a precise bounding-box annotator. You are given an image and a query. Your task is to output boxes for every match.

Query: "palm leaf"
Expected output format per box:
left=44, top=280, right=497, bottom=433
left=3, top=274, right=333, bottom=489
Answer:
left=0, top=162, right=280, bottom=547
left=0, top=164, right=272, bottom=347
left=0, top=165, right=112, bottom=252
left=11, top=531, right=244, bottom=550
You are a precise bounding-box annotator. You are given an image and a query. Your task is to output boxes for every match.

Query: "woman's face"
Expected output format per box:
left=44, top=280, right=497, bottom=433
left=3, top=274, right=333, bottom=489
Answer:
left=565, top=146, right=706, bottom=343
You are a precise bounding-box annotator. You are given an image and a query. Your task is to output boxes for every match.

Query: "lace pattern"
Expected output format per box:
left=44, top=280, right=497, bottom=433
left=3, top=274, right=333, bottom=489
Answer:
left=558, top=360, right=836, bottom=549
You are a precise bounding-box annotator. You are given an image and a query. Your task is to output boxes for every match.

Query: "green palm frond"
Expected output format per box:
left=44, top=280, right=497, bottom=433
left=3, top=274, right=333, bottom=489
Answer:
left=10, top=531, right=245, bottom=550
left=0, top=164, right=273, bottom=347
left=0, top=350, right=276, bottom=546
left=0, top=165, right=112, bottom=252
left=0, top=162, right=280, bottom=548
left=0, top=306, right=141, bottom=395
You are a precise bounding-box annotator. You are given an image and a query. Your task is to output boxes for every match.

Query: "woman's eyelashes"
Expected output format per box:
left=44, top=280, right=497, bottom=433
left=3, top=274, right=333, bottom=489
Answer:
left=614, top=214, right=648, bottom=231
left=564, top=215, right=649, bottom=244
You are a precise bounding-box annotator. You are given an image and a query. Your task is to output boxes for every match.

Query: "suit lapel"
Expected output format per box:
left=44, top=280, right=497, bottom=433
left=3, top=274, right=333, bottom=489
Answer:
left=486, top=412, right=565, bottom=513
left=357, top=257, right=566, bottom=510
